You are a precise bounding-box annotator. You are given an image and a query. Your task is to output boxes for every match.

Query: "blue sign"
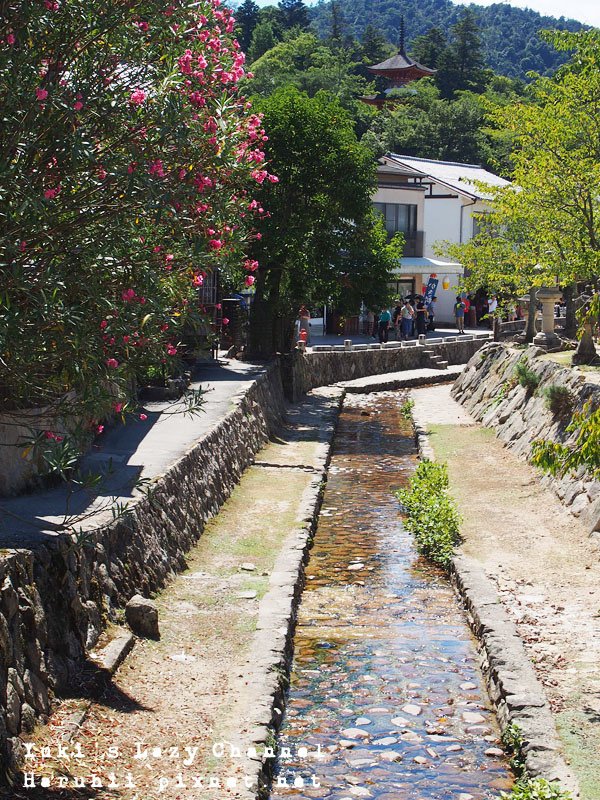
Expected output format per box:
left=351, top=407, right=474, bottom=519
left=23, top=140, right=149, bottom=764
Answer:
left=423, top=277, right=439, bottom=306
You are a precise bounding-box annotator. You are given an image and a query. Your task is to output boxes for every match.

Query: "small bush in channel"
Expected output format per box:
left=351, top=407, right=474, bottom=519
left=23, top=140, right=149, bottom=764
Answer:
left=400, top=398, right=415, bottom=419
left=396, top=460, right=461, bottom=570
left=542, top=385, right=575, bottom=418
left=515, top=360, right=540, bottom=392
left=501, top=777, right=572, bottom=800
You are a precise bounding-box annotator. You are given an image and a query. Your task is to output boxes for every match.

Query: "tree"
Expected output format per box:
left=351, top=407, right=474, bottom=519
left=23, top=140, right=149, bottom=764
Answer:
left=443, top=31, right=600, bottom=355
left=277, top=0, right=309, bottom=31
left=235, top=0, right=260, bottom=52
left=411, top=27, right=448, bottom=70
left=437, top=10, right=487, bottom=98
left=248, top=21, right=278, bottom=62
left=0, top=0, right=268, bottom=438
left=246, top=87, right=401, bottom=356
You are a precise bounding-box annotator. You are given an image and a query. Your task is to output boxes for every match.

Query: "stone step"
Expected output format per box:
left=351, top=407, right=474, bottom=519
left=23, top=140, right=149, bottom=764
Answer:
left=433, top=360, right=449, bottom=370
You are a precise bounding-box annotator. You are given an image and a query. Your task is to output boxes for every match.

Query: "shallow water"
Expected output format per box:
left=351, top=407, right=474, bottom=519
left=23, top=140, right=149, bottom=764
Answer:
left=270, top=393, right=513, bottom=800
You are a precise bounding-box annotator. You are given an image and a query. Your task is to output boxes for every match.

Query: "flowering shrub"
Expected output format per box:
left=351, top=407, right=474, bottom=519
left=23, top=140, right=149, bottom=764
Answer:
left=0, top=0, right=272, bottom=437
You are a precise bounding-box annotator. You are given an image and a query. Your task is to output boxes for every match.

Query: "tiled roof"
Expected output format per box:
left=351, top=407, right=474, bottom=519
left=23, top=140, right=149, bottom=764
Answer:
left=387, top=154, right=510, bottom=199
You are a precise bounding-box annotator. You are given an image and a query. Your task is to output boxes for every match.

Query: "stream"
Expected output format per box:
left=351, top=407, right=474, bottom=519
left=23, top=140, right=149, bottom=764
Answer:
left=270, top=393, right=513, bottom=800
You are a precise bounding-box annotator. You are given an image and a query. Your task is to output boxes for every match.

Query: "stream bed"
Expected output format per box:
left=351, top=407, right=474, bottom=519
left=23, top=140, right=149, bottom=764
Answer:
left=270, top=393, right=513, bottom=800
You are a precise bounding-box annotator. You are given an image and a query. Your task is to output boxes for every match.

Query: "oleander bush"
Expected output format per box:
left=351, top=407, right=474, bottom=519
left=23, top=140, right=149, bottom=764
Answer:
left=0, top=0, right=272, bottom=438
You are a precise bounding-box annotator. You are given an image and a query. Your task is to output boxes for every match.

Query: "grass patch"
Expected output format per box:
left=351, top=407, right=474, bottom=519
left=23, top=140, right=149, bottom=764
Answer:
left=501, top=778, right=572, bottom=800
left=396, top=459, right=461, bottom=569
left=542, top=385, right=575, bottom=418
left=515, top=359, right=540, bottom=392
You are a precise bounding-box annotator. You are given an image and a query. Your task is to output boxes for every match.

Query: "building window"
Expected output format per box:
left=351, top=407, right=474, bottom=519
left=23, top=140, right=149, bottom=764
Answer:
left=374, top=203, right=417, bottom=236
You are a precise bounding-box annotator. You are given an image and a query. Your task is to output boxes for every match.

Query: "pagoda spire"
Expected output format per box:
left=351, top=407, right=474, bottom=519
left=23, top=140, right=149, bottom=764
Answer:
left=399, top=16, right=406, bottom=56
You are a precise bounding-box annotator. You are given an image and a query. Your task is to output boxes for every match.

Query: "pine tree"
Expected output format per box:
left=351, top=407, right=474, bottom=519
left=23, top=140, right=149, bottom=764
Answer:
left=437, top=10, right=487, bottom=97
left=235, top=0, right=259, bottom=53
left=278, top=0, right=309, bottom=30
left=411, top=27, right=447, bottom=70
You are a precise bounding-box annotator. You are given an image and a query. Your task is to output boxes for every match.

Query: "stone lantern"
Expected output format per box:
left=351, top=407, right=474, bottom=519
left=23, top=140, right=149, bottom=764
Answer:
left=533, top=286, right=562, bottom=350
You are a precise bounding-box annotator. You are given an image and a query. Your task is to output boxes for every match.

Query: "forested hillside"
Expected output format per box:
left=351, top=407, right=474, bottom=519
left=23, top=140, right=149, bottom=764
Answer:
left=308, top=0, right=588, bottom=79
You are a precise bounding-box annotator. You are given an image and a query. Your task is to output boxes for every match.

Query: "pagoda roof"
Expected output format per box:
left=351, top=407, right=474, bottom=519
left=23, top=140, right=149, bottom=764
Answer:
left=368, top=51, right=436, bottom=76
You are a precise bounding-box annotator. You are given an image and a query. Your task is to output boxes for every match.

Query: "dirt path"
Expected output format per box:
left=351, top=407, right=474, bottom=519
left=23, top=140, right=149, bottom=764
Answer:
left=9, top=389, right=340, bottom=800
left=412, top=384, right=600, bottom=799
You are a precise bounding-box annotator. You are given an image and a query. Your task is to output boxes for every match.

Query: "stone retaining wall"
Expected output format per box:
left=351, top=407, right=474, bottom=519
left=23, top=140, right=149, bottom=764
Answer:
left=0, top=364, right=288, bottom=774
left=283, top=335, right=491, bottom=401
left=452, top=343, right=600, bottom=535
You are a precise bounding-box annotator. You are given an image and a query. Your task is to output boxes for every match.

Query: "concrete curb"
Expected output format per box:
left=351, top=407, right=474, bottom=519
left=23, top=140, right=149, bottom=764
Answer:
left=58, top=629, right=135, bottom=743
left=339, top=365, right=464, bottom=393
left=242, top=387, right=345, bottom=799
left=413, top=417, right=579, bottom=796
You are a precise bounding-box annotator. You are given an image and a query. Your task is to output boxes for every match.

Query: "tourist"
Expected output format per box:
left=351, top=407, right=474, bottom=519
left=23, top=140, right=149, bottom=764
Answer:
left=454, top=295, right=466, bottom=334
left=488, top=294, right=498, bottom=328
left=415, top=299, right=428, bottom=337
left=399, top=299, right=415, bottom=341
left=392, top=301, right=403, bottom=340
left=298, top=305, right=311, bottom=343
left=378, top=307, right=392, bottom=343
left=426, top=296, right=437, bottom=331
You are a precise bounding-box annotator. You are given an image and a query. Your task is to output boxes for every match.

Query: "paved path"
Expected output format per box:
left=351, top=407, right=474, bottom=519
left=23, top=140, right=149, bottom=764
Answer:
left=0, top=359, right=266, bottom=548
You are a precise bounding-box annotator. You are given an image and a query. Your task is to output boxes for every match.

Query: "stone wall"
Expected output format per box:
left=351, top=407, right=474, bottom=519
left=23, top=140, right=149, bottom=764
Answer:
left=0, top=364, right=288, bottom=773
left=283, top=335, right=491, bottom=401
left=452, top=343, right=600, bottom=534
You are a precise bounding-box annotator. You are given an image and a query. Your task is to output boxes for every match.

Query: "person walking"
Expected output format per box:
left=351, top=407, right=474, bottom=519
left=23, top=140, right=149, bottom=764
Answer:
left=298, top=305, right=311, bottom=343
left=399, top=299, right=415, bottom=341
left=415, top=299, right=428, bottom=337
left=454, top=295, right=466, bottom=334
left=378, top=307, right=392, bottom=343
left=426, top=296, right=437, bottom=331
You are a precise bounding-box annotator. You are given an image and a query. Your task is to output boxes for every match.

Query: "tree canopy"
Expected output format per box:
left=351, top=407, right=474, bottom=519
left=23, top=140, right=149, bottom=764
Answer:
left=246, top=87, right=401, bottom=356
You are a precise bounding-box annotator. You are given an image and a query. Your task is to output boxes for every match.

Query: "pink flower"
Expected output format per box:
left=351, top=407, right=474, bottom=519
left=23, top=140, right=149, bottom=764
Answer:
left=6, top=33, right=15, bottom=45
left=245, top=275, right=255, bottom=287
left=127, top=162, right=137, bottom=174
left=148, top=159, right=165, bottom=178
left=192, top=274, right=203, bottom=286
left=44, top=186, right=61, bottom=199
left=114, top=402, right=123, bottom=413
left=166, top=344, right=177, bottom=356
left=73, top=100, right=83, bottom=111
left=129, top=88, right=146, bottom=105
left=36, top=87, right=48, bottom=101
left=106, top=358, right=119, bottom=369
left=209, top=239, right=223, bottom=250
left=222, top=317, right=229, bottom=325
left=215, top=303, right=222, bottom=310
left=100, top=319, right=108, bottom=330
left=44, top=430, right=63, bottom=441
left=44, top=0, right=59, bottom=10
left=244, top=259, right=259, bottom=272
left=96, top=424, right=104, bottom=434
left=121, top=288, right=136, bottom=302
left=139, top=413, right=148, bottom=421
left=136, top=20, right=149, bottom=32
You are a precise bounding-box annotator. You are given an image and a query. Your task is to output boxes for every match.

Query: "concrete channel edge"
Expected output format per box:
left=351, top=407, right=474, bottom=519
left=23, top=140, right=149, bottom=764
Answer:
left=244, top=386, right=345, bottom=799
left=413, top=417, right=580, bottom=797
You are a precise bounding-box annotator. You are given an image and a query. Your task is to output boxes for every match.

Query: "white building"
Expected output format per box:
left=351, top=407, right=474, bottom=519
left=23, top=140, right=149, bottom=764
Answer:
left=374, top=154, right=510, bottom=323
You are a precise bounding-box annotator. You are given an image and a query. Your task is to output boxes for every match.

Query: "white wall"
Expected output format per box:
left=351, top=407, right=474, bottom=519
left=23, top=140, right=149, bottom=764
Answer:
left=422, top=197, right=462, bottom=257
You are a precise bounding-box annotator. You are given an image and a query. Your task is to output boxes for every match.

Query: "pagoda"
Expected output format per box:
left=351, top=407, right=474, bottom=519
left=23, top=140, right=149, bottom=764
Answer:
left=361, top=19, right=436, bottom=108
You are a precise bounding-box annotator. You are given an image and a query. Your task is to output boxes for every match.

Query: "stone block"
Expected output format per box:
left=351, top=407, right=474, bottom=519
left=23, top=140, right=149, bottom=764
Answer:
left=125, top=594, right=160, bottom=639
